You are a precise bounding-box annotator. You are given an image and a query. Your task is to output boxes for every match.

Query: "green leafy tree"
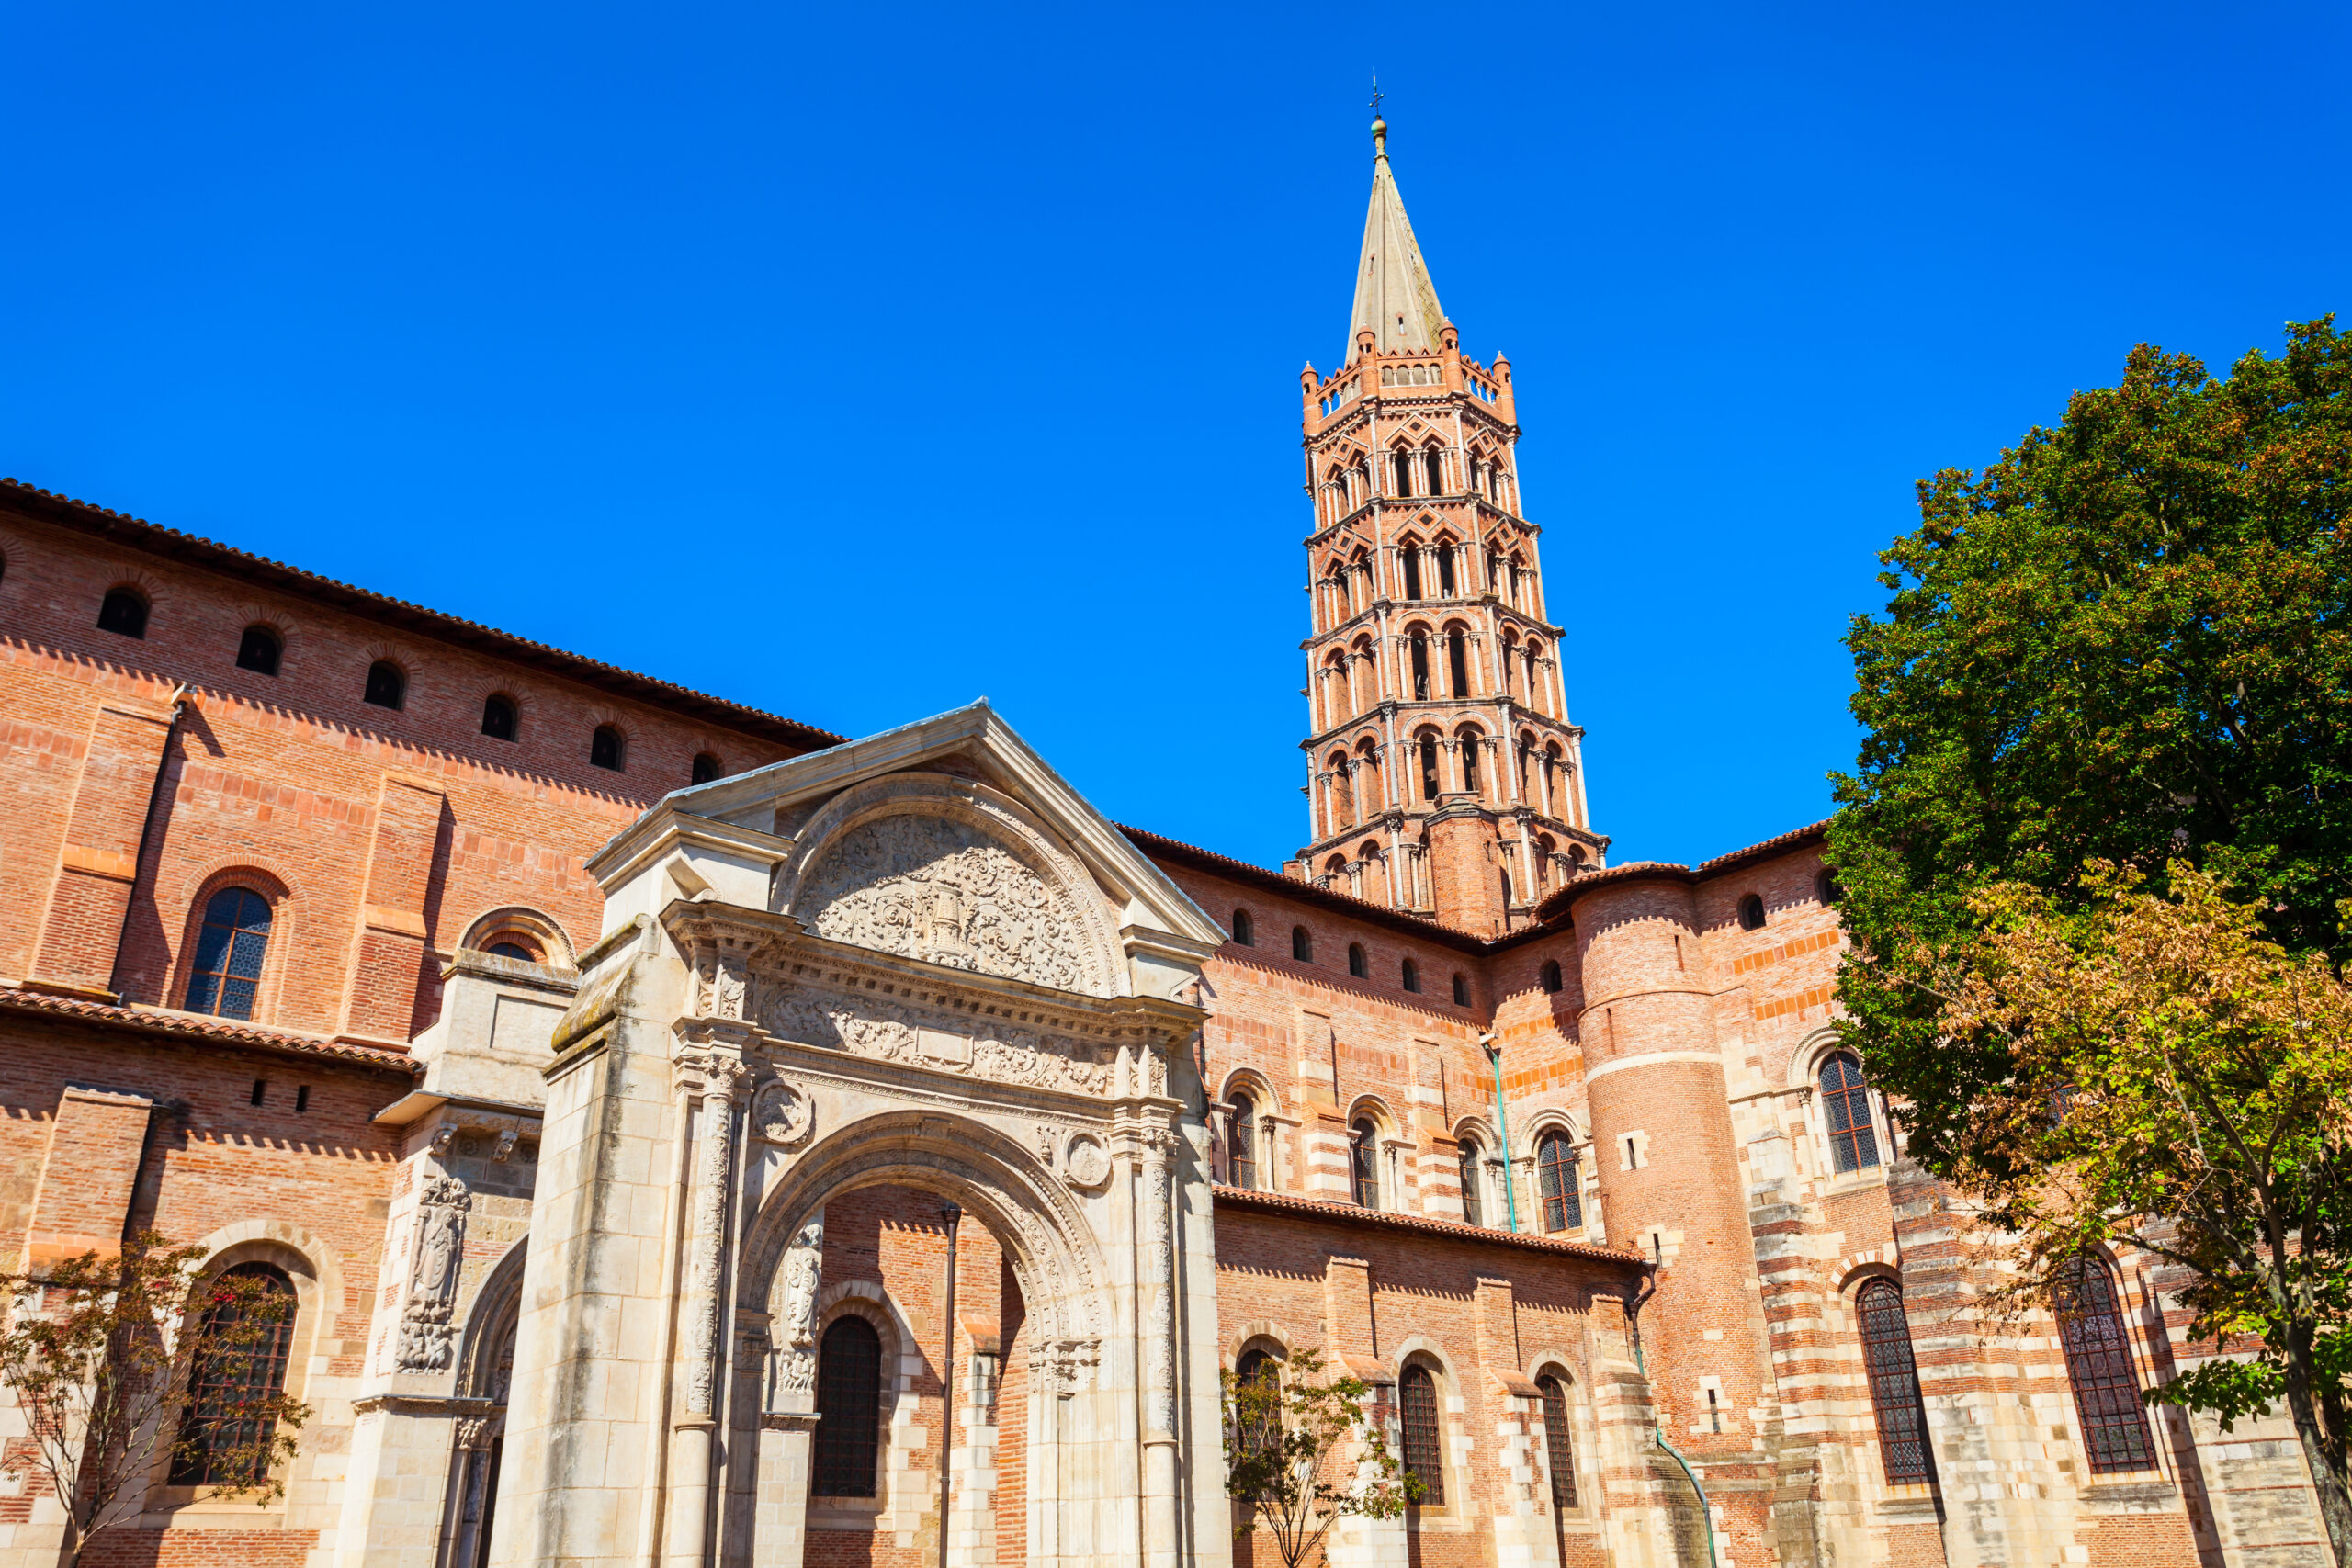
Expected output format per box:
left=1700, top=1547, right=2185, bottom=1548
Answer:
left=1830, top=316, right=2352, bottom=1180
left=1831, top=317, right=2352, bottom=1560
left=0, top=1235, right=309, bottom=1567
left=1222, top=1349, right=1420, bottom=1568
left=1925, top=864, right=2352, bottom=1562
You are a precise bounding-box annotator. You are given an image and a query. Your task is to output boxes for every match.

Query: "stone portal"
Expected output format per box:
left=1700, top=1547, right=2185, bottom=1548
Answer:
left=486, top=705, right=1231, bottom=1568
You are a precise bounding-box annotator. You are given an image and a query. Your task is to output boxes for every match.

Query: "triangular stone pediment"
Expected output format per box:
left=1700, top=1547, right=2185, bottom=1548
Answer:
left=584, top=702, right=1225, bottom=1000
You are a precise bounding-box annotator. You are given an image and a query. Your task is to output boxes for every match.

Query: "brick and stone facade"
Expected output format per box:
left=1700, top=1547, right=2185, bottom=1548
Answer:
left=0, top=117, right=2326, bottom=1568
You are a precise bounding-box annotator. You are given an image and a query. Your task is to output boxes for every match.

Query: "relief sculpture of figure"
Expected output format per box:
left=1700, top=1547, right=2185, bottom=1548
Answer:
left=777, top=1220, right=826, bottom=1393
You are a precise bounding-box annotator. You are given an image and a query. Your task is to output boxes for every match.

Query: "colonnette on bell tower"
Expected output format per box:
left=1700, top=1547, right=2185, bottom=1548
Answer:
left=1288, top=113, right=1601, bottom=937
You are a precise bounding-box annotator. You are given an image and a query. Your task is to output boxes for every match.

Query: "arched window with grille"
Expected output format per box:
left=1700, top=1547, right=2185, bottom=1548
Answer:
left=1401, top=958, right=1420, bottom=993
left=1541, top=959, right=1563, bottom=994
left=364, top=660, right=406, bottom=710
left=1856, top=1279, right=1933, bottom=1483
left=1536, top=1129, right=1582, bottom=1232
left=812, top=1315, right=884, bottom=1495
left=1227, top=1094, right=1259, bottom=1190
left=481, top=694, right=518, bottom=741
left=187, top=886, right=273, bottom=1021
left=1231, top=908, right=1254, bottom=947
left=98, top=587, right=151, bottom=638
left=1819, top=1053, right=1881, bottom=1172
left=1536, top=1372, right=1577, bottom=1509
left=1738, top=893, right=1766, bottom=931
left=1457, top=1142, right=1484, bottom=1226
left=1233, top=1347, right=1283, bottom=1465
left=1350, top=1118, right=1379, bottom=1208
left=1347, top=942, right=1367, bottom=978
left=1292, top=926, right=1313, bottom=963
left=690, top=752, right=724, bottom=785
left=1451, top=973, right=1469, bottom=1007
left=236, top=625, right=282, bottom=676
left=2053, top=1257, right=2157, bottom=1473
left=169, top=1262, right=295, bottom=1485
left=590, top=725, right=625, bottom=772
left=1398, top=1364, right=1444, bottom=1504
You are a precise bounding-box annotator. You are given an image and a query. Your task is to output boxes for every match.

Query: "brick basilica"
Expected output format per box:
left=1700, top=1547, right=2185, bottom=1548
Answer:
left=0, top=118, right=2326, bottom=1568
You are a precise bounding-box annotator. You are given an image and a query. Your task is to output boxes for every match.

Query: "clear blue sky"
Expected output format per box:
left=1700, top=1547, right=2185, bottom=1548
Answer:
left=5, top=2, right=2345, bottom=870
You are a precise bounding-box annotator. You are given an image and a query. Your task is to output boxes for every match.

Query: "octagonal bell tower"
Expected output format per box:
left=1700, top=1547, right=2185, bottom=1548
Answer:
left=1286, top=114, right=1602, bottom=934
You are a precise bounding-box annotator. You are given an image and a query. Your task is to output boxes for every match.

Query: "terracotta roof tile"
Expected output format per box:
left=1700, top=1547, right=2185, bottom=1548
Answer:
left=0, top=478, right=847, bottom=754
left=1119, top=824, right=1494, bottom=954
left=1213, top=1183, right=1651, bottom=1268
left=1532, top=818, right=1832, bottom=922
left=0, top=988, right=422, bottom=1075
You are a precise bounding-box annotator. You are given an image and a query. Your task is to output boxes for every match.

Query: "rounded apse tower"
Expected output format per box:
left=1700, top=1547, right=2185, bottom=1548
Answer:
left=1566, top=869, right=1769, bottom=1547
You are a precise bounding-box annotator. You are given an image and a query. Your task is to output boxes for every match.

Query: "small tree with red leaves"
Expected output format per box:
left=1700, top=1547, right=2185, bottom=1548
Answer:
left=0, top=1233, right=309, bottom=1566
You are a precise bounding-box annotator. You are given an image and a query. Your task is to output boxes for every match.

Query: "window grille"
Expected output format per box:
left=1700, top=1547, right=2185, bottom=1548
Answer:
left=364, top=660, right=405, bottom=710
left=187, top=886, right=272, bottom=1021
left=1233, top=1348, right=1282, bottom=1468
left=1820, top=1053, right=1881, bottom=1172
left=1737, top=893, right=1766, bottom=931
left=481, top=694, right=518, bottom=741
left=169, top=1263, right=294, bottom=1484
left=1537, top=1131, right=1582, bottom=1232
left=1536, top=1373, right=1577, bottom=1508
left=1856, top=1280, right=1933, bottom=1483
left=236, top=625, right=281, bottom=676
left=1351, top=1120, right=1378, bottom=1208
left=97, top=588, right=149, bottom=638
left=1228, top=1102, right=1257, bottom=1190
left=590, top=725, right=625, bottom=771
left=813, top=1316, right=884, bottom=1495
left=690, top=752, right=723, bottom=785
left=1398, top=1365, right=1444, bottom=1504
left=2053, top=1258, right=2157, bottom=1473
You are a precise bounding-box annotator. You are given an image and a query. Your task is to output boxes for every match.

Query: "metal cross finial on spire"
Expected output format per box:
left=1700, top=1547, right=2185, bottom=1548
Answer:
left=1369, top=75, right=1384, bottom=118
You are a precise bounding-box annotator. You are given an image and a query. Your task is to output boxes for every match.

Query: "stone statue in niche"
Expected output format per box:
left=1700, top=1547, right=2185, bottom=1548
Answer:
left=797, top=811, right=1099, bottom=995
left=776, top=1221, right=825, bottom=1394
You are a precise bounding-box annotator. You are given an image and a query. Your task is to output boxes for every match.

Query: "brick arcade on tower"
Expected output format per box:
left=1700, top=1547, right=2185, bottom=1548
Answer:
left=0, top=115, right=2326, bottom=1568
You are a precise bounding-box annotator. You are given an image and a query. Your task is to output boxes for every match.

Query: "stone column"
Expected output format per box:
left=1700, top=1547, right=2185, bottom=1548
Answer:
left=1140, top=1124, right=1181, bottom=1568
left=443, top=1411, right=505, bottom=1568
left=752, top=1215, right=825, bottom=1568
left=665, top=1048, right=753, bottom=1568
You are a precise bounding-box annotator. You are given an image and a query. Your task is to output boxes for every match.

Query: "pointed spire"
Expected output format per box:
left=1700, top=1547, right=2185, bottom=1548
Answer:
left=1346, top=113, right=1447, bottom=362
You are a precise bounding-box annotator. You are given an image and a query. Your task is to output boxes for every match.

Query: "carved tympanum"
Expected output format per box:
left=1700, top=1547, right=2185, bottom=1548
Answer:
left=797, top=811, right=1099, bottom=995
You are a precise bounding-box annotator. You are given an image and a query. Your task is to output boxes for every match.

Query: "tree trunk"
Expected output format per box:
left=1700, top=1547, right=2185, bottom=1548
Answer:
left=2283, top=1367, right=2352, bottom=1567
